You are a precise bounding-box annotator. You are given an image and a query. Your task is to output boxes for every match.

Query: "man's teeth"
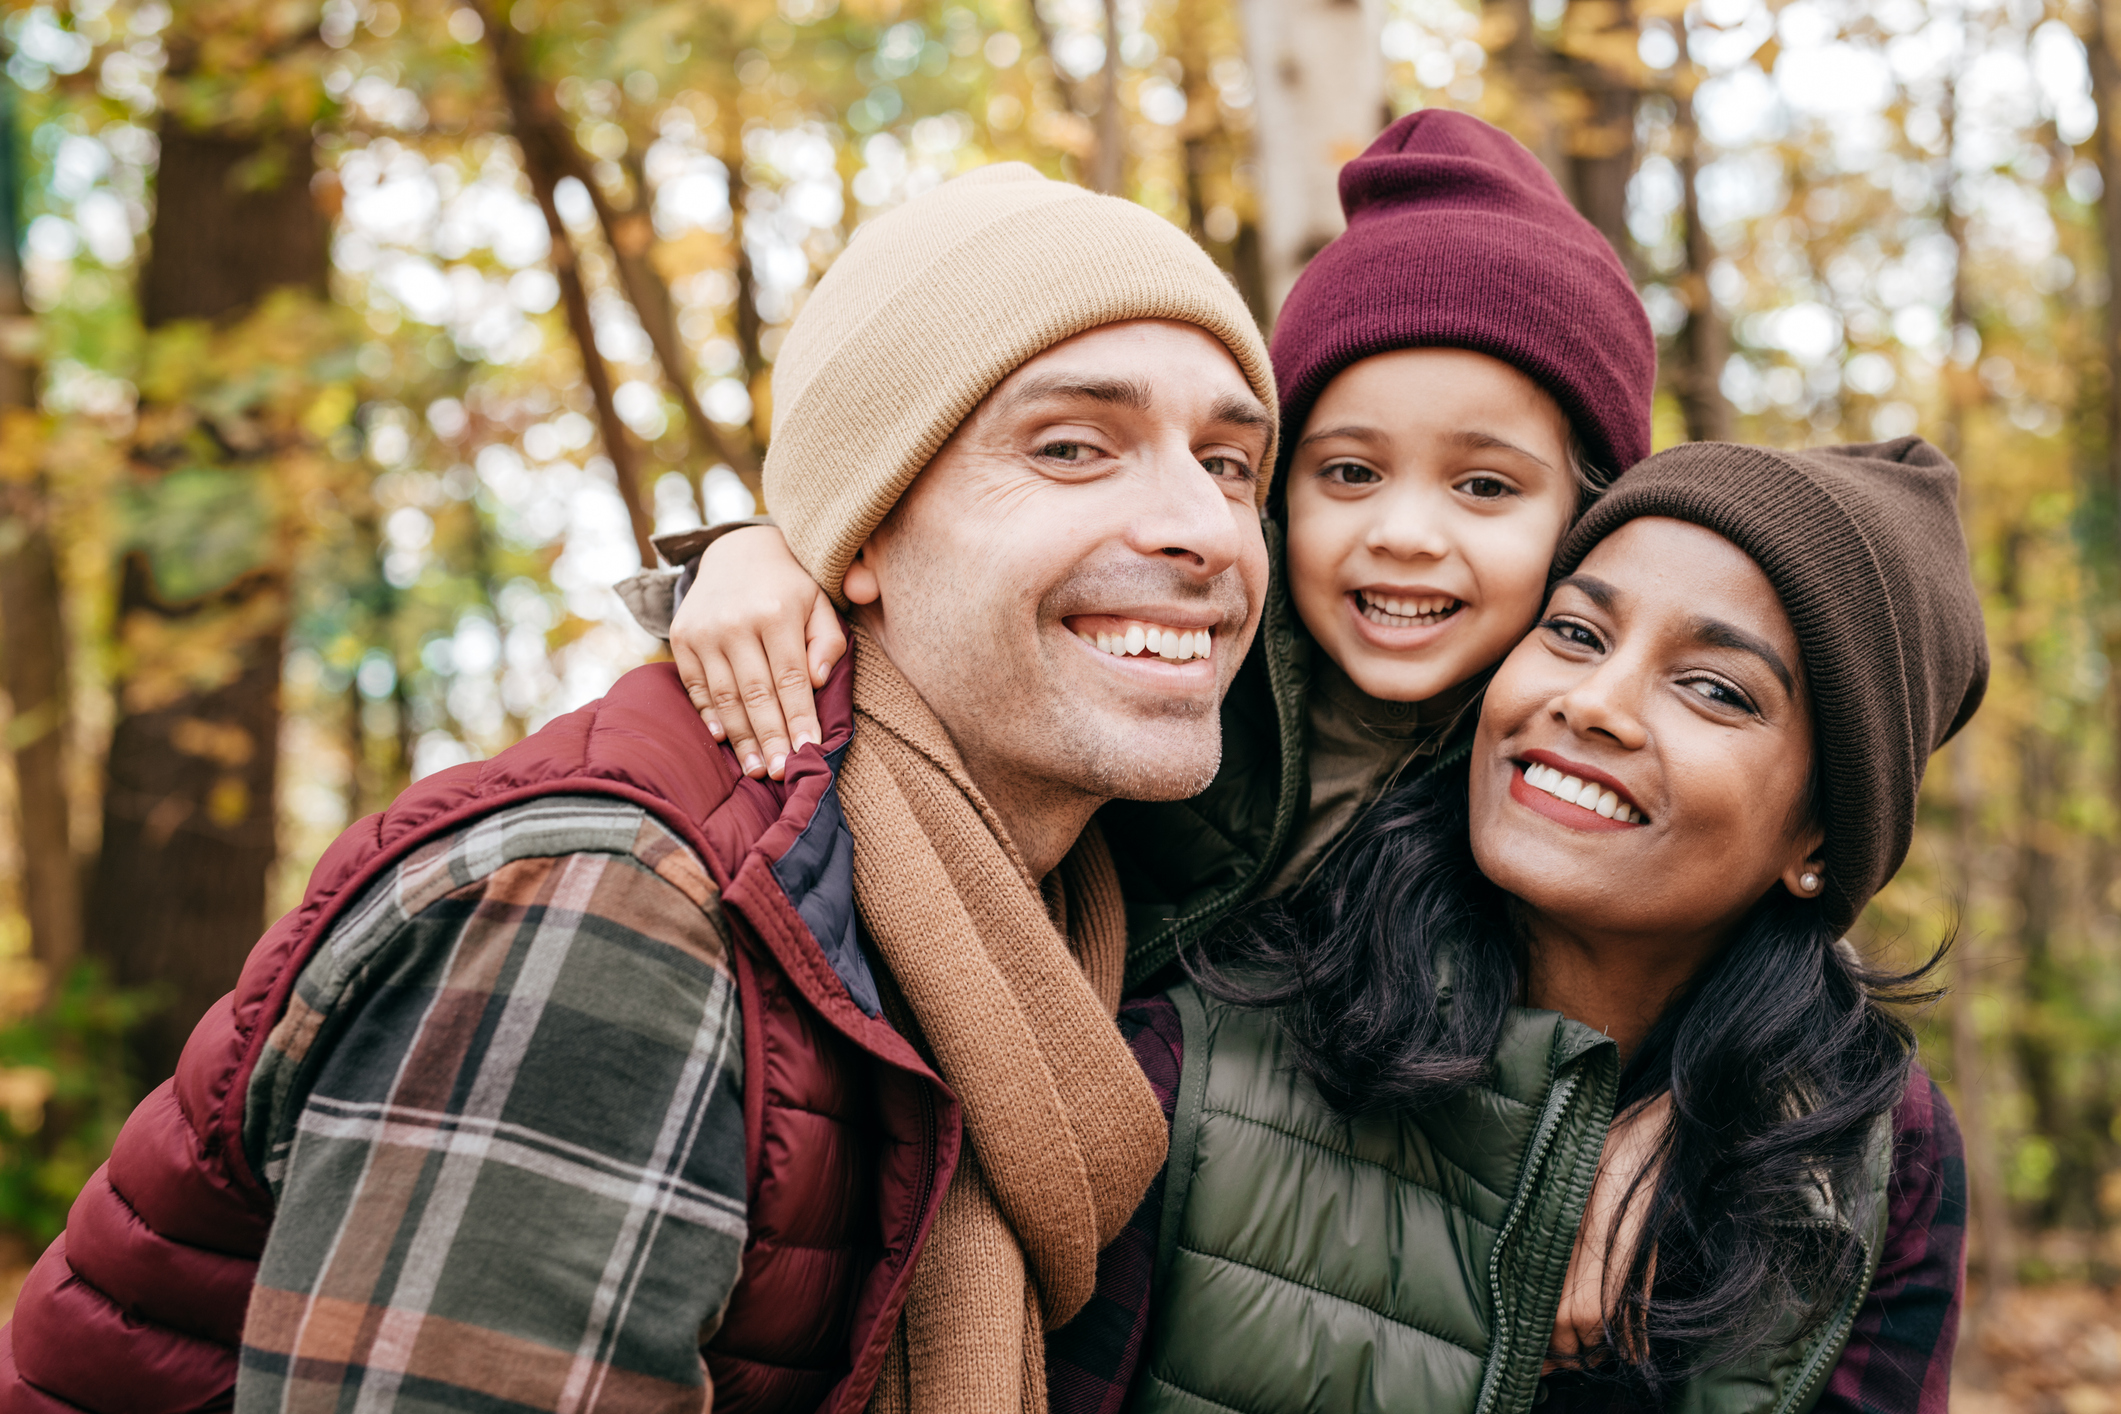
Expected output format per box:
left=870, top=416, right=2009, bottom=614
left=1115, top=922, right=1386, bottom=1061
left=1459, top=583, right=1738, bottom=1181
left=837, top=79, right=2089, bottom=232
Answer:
left=1076, top=622, right=1214, bottom=662
left=1359, top=591, right=1460, bottom=627
left=1522, top=762, right=1644, bottom=824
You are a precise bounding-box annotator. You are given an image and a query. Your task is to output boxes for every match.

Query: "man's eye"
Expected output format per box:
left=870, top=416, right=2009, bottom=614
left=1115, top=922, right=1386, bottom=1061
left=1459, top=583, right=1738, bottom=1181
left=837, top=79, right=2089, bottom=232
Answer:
left=1040, top=442, right=1088, bottom=461
left=1201, top=455, right=1252, bottom=480
left=1460, top=475, right=1513, bottom=499
left=1323, top=461, right=1381, bottom=485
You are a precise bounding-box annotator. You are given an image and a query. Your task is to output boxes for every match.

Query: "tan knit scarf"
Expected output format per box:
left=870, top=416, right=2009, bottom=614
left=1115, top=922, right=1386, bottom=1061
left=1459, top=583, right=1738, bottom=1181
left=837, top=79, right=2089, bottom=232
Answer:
left=838, top=633, right=1168, bottom=1414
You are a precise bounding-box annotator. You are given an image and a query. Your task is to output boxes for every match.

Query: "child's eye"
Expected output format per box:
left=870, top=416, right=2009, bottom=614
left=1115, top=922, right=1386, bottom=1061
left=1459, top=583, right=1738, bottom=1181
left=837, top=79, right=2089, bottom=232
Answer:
left=1540, top=616, right=1603, bottom=651
left=1458, top=474, right=1514, bottom=500
left=1321, top=461, right=1381, bottom=486
left=1683, top=677, right=1758, bottom=714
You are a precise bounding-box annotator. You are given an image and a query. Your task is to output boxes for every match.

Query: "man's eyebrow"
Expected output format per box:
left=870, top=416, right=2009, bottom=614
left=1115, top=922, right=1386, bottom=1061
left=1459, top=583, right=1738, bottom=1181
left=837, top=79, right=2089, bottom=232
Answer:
left=1687, top=616, right=1796, bottom=695
left=997, top=373, right=1154, bottom=413
left=1445, top=428, right=1555, bottom=472
left=1208, top=391, right=1273, bottom=435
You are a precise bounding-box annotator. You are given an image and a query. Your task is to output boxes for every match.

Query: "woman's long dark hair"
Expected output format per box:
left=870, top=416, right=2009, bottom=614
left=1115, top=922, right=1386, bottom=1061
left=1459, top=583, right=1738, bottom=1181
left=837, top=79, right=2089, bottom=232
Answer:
left=1191, top=756, right=1941, bottom=1402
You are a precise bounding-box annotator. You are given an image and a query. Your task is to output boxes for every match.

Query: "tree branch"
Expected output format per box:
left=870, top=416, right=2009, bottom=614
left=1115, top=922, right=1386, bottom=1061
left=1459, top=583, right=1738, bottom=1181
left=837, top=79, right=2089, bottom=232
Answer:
left=479, top=1, right=657, bottom=567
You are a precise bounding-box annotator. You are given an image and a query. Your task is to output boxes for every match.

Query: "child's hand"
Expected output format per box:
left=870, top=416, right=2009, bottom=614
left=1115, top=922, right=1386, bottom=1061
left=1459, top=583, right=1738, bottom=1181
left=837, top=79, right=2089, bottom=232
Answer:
left=670, top=525, right=846, bottom=781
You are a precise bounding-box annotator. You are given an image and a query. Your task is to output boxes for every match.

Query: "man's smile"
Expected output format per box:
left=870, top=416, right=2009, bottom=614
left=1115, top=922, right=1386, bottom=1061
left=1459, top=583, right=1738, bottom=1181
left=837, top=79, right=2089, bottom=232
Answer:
left=1066, top=614, right=1217, bottom=663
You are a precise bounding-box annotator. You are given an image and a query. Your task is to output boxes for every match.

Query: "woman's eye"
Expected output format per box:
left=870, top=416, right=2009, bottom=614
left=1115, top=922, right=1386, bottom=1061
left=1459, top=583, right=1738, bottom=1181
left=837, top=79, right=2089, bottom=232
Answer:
left=1459, top=475, right=1513, bottom=499
left=1540, top=617, right=1602, bottom=651
left=1323, top=461, right=1381, bottom=485
left=1684, top=678, right=1756, bottom=713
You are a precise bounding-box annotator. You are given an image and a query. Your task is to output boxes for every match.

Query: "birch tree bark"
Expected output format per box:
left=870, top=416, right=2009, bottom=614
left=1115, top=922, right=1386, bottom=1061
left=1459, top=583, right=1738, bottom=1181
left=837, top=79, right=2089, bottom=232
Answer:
left=1236, top=0, right=1387, bottom=320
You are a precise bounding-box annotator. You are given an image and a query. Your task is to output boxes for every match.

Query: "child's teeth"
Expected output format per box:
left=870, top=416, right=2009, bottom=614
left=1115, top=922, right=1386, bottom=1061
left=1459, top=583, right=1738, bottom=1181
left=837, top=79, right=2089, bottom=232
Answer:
left=1522, top=763, right=1643, bottom=823
left=1359, top=592, right=1458, bottom=627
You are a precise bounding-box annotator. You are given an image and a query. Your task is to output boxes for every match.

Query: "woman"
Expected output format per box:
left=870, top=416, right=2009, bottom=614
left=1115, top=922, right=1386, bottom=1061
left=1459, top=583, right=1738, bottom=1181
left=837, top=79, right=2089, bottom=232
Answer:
left=1142, top=438, right=1983, bottom=1413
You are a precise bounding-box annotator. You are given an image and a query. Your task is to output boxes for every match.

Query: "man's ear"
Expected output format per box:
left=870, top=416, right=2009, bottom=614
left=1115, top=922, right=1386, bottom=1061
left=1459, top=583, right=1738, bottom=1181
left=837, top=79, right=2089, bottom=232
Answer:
left=844, top=542, right=882, bottom=605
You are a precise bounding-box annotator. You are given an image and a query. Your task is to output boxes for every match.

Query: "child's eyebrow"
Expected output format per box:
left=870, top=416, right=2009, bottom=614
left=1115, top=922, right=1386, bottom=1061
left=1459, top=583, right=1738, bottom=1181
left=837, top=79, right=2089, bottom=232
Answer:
left=1446, top=429, right=1555, bottom=472
left=1297, top=423, right=1389, bottom=448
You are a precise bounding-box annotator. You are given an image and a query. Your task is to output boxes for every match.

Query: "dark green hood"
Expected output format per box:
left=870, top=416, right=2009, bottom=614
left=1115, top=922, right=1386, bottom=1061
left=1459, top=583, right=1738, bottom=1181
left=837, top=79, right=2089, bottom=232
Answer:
left=1101, top=520, right=1314, bottom=993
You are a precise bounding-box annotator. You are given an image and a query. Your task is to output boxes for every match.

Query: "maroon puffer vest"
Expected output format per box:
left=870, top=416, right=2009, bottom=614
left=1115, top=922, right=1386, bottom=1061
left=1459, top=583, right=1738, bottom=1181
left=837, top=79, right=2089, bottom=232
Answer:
left=0, top=658, right=961, bottom=1413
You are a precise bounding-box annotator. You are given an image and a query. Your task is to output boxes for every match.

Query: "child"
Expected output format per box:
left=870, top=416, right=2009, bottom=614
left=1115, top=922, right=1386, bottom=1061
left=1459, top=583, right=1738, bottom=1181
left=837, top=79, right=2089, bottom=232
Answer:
left=656, top=110, right=1656, bottom=985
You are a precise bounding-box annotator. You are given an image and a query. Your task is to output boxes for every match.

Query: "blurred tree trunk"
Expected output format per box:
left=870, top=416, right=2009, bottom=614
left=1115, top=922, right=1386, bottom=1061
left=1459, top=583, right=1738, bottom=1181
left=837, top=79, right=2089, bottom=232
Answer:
left=84, top=119, right=330, bottom=1085
left=2083, top=0, right=2121, bottom=928
left=1237, top=0, right=1386, bottom=319
left=1486, top=0, right=1570, bottom=184
left=2087, top=3, right=2121, bottom=506
left=483, top=3, right=655, bottom=567
left=1090, top=0, right=1125, bottom=195
left=0, top=79, right=79, bottom=976
left=1671, top=85, right=1730, bottom=443
left=1562, top=8, right=1638, bottom=273
left=2000, top=526, right=2084, bottom=1226
left=614, top=145, right=761, bottom=501
left=1936, top=73, right=2011, bottom=1305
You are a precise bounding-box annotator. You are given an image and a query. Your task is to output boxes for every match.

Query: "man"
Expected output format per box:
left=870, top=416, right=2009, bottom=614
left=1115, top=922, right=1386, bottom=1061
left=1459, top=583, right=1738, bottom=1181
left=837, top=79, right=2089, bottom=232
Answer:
left=1, top=163, right=1274, bottom=1414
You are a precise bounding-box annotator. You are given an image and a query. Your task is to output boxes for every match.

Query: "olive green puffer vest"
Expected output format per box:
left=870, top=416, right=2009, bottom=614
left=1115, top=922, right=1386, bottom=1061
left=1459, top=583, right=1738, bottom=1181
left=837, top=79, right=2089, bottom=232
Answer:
left=1137, top=987, right=1892, bottom=1414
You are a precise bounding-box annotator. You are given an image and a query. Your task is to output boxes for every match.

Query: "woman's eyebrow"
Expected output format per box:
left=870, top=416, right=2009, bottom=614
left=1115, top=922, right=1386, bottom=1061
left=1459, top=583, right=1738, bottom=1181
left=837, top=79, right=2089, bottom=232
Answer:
left=1687, top=616, right=1795, bottom=694
left=1551, top=573, right=1617, bottom=611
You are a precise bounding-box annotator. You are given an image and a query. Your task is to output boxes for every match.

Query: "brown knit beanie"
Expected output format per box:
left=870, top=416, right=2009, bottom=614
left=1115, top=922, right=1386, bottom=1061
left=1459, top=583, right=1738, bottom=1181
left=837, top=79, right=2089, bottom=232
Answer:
left=763, top=162, right=1275, bottom=603
left=1552, top=437, right=1989, bottom=929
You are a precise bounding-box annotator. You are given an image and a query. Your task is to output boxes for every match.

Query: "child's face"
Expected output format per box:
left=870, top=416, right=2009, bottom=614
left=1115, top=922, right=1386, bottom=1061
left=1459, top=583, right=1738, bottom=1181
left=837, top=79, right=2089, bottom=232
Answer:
left=1283, top=347, right=1578, bottom=705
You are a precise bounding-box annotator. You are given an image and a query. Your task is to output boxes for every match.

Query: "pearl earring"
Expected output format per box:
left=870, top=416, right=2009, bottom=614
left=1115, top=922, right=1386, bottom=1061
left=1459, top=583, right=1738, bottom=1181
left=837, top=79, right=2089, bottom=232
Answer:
left=1799, top=872, right=1822, bottom=895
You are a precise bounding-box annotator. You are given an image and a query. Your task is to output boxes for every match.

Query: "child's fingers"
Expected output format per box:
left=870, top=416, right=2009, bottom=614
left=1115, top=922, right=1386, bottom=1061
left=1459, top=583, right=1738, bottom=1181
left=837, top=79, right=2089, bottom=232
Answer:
left=805, top=595, right=848, bottom=690
left=700, top=648, right=769, bottom=779
left=720, top=636, right=796, bottom=781
left=760, top=617, right=824, bottom=762
left=671, top=635, right=726, bottom=741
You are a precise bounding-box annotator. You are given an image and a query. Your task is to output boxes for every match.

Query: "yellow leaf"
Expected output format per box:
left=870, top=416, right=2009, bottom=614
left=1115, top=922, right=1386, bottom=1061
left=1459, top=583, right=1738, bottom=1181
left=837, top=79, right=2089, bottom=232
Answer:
left=302, top=384, right=358, bottom=441
left=0, top=408, right=46, bottom=483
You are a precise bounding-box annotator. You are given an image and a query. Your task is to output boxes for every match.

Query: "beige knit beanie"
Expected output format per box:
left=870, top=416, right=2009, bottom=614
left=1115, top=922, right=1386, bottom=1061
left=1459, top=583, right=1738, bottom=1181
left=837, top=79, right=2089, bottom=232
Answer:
left=762, top=162, right=1276, bottom=602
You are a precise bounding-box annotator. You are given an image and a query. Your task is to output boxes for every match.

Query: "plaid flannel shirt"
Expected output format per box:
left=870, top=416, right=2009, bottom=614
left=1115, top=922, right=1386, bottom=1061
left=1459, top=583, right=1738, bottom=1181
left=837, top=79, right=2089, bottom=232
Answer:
left=236, top=796, right=748, bottom=1412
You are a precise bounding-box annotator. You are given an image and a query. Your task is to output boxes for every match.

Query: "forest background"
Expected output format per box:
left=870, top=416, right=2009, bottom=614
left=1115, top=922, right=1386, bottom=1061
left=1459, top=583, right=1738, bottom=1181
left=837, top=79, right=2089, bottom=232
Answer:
left=0, top=0, right=2110, bottom=1396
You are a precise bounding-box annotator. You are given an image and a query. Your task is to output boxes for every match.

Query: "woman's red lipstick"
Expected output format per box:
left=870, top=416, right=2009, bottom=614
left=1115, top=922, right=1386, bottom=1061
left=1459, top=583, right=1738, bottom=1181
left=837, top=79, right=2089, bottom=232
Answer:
left=1509, top=750, right=1648, bottom=832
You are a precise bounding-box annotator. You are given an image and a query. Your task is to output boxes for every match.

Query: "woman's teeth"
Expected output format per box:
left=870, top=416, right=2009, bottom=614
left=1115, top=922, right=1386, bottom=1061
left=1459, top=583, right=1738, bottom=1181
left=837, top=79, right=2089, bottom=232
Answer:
left=1358, top=591, right=1460, bottom=628
left=1075, top=621, right=1213, bottom=662
left=1522, top=762, right=1644, bottom=824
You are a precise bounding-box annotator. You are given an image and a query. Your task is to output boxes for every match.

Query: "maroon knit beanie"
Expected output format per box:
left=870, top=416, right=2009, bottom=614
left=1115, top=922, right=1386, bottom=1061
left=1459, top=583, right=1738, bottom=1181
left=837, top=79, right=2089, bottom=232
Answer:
left=1271, top=110, right=1655, bottom=485
left=1553, top=437, right=1990, bottom=930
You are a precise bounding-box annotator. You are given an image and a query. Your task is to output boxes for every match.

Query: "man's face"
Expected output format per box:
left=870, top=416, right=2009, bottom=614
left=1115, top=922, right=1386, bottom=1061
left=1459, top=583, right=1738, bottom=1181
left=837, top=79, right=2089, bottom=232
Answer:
left=846, top=319, right=1272, bottom=813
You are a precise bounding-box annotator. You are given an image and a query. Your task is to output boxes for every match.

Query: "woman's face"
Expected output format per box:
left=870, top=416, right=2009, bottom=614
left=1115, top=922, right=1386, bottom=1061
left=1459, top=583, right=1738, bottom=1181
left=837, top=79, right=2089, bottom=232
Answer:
left=1283, top=348, right=1578, bottom=705
left=1470, top=517, right=1824, bottom=950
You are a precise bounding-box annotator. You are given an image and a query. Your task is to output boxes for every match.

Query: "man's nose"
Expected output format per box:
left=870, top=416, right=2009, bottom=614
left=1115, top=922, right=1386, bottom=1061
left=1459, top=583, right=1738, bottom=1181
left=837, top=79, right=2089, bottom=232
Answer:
left=1124, top=435, right=1249, bottom=579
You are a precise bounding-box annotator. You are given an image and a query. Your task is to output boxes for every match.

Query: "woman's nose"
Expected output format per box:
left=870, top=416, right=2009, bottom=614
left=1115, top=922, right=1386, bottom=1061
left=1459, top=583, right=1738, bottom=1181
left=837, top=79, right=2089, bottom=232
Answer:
left=1555, top=662, right=1649, bottom=749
